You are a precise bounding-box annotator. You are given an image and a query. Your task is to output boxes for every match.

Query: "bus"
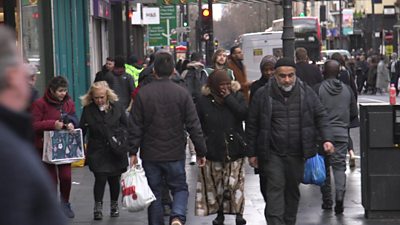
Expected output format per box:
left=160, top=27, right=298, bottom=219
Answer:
left=269, top=17, right=322, bottom=62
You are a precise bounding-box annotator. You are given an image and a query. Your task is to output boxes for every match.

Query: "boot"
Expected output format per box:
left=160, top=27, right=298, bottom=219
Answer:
left=235, top=214, right=247, bottom=225
left=212, top=211, right=224, bottom=225
left=110, top=201, right=119, bottom=217
left=93, top=202, right=103, bottom=220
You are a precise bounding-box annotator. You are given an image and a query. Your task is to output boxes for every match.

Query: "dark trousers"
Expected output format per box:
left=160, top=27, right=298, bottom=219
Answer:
left=143, top=159, right=188, bottom=225
left=260, top=153, right=304, bottom=225
left=93, top=173, right=121, bottom=202
left=44, top=163, right=71, bottom=203
left=391, top=73, right=399, bottom=95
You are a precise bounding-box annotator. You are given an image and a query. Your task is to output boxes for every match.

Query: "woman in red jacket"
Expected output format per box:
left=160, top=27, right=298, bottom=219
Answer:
left=31, top=76, right=78, bottom=218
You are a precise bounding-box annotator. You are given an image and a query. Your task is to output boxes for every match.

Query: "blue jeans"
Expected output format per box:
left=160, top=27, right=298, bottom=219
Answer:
left=143, top=159, right=188, bottom=225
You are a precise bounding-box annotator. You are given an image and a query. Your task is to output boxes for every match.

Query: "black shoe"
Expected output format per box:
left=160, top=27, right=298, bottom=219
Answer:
left=93, top=202, right=103, bottom=220
left=322, top=201, right=333, bottom=210
left=110, top=201, right=119, bottom=217
left=335, top=201, right=344, bottom=214
left=212, top=214, right=224, bottom=225
left=236, top=214, right=247, bottom=225
left=62, top=202, right=75, bottom=218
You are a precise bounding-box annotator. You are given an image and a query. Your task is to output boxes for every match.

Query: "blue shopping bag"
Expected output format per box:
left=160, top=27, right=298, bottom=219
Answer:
left=302, top=154, right=326, bottom=186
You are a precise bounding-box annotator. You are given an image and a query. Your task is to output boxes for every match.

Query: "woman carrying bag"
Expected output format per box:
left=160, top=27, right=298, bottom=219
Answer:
left=31, top=76, right=78, bottom=218
left=195, top=69, right=248, bottom=225
left=79, top=81, right=129, bottom=220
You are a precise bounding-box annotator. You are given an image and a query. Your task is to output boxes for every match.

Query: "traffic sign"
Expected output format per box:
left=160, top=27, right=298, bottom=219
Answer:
left=173, top=27, right=191, bottom=33
left=148, top=5, right=177, bottom=46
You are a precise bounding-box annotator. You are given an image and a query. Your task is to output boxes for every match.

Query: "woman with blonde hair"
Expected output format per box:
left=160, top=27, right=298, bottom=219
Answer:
left=79, top=81, right=129, bottom=220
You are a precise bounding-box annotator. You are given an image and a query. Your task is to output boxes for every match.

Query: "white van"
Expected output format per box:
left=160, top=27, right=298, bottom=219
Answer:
left=239, top=31, right=283, bottom=81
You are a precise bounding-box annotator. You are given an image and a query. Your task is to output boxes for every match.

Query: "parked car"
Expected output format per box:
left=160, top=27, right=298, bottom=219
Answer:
left=321, top=49, right=351, bottom=60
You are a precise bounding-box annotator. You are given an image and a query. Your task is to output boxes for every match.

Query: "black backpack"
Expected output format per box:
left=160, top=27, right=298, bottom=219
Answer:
left=182, top=68, right=208, bottom=102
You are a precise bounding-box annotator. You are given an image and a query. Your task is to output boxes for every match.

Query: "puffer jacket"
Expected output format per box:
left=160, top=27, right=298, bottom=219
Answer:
left=80, top=102, right=129, bottom=174
left=246, top=77, right=333, bottom=161
left=196, top=81, right=248, bottom=162
left=31, top=89, right=78, bottom=154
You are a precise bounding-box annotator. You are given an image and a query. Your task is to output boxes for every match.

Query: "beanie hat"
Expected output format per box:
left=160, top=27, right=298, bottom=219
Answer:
left=260, top=55, right=277, bottom=72
left=274, top=57, right=296, bottom=69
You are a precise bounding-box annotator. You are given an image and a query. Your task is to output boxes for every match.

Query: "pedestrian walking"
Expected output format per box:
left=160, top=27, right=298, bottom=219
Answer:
left=314, top=60, right=358, bottom=214
left=128, top=50, right=207, bottom=225
left=246, top=57, right=334, bottom=225
left=195, top=69, right=248, bottom=225
left=204, top=48, right=235, bottom=80
left=79, top=81, right=130, bottom=220
left=376, top=55, right=391, bottom=94
left=0, top=25, right=68, bottom=225
left=249, top=55, right=277, bottom=102
left=94, top=57, right=114, bottom=82
left=389, top=53, right=400, bottom=96
left=228, top=45, right=251, bottom=102
left=31, top=76, right=79, bottom=218
left=294, top=47, right=323, bottom=88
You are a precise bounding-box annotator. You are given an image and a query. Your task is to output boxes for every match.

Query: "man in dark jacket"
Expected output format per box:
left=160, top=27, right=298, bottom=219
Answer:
left=295, top=47, right=323, bottom=87
left=94, top=56, right=135, bottom=111
left=314, top=60, right=358, bottom=214
left=0, top=25, right=67, bottom=225
left=246, top=57, right=334, bottom=225
left=94, top=57, right=114, bottom=82
left=128, top=50, right=207, bottom=225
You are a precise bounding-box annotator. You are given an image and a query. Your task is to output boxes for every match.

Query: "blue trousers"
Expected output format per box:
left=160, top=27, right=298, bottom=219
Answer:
left=143, top=159, right=188, bottom=225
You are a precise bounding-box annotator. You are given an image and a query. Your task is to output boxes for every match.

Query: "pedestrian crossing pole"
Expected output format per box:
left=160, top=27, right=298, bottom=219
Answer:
left=282, top=0, right=295, bottom=60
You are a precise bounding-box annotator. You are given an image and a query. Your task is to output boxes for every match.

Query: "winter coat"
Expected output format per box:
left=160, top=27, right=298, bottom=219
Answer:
left=196, top=81, right=247, bottom=162
left=250, top=76, right=269, bottom=102
left=376, top=60, right=391, bottom=89
left=0, top=105, right=68, bottom=225
left=246, top=77, right=333, bottom=161
left=295, top=61, right=323, bottom=87
left=227, top=57, right=250, bottom=102
left=79, top=102, right=129, bottom=174
left=31, top=89, right=78, bottom=154
left=129, top=78, right=207, bottom=161
left=314, top=79, right=358, bottom=142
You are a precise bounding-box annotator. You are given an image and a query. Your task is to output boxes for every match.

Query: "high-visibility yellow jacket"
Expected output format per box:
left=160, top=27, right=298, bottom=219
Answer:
left=125, top=64, right=143, bottom=87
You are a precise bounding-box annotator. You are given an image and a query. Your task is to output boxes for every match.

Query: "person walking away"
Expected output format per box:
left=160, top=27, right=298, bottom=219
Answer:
left=227, top=45, right=251, bottom=102
left=95, top=57, right=114, bottom=82
left=246, top=57, right=335, bottom=225
left=0, top=25, right=68, bottom=225
left=355, top=54, right=369, bottom=94
left=125, top=55, right=143, bottom=87
left=181, top=52, right=208, bottom=165
left=314, top=60, right=358, bottom=214
left=31, top=76, right=79, bottom=218
left=294, top=47, right=323, bottom=87
left=80, top=81, right=130, bottom=220
left=376, top=55, right=391, bottom=94
left=128, top=50, right=207, bottom=225
left=195, top=69, right=248, bottom=225
left=204, top=48, right=235, bottom=80
left=390, top=53, right=400, bottom=96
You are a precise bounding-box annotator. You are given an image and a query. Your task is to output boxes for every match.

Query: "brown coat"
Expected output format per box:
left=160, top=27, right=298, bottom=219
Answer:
left=227, top=57, right=250, bottom=102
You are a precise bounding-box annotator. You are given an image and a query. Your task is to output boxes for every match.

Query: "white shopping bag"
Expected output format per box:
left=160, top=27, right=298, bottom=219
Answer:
left=42, top=129, right=85, bottom=165
left=121, top=165, right=156, bottom=212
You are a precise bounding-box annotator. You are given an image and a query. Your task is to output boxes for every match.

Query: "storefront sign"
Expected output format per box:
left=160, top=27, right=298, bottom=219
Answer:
left=342, top=9, right=353, bottom=36
left=93, top=0, right=111, bottom=20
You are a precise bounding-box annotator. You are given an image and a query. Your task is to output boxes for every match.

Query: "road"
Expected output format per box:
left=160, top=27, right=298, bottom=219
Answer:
left=68, top=93, right=400, bottom=225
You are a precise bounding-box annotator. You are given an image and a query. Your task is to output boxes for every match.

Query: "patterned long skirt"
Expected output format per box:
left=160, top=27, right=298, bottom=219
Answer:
left=195, top=158, right=245, bottom=216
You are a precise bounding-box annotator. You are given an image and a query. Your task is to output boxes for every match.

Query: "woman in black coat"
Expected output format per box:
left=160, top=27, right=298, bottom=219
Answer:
left=194, top=69, right=248, bottom=225
left=79, top=81, right=128, bottom=220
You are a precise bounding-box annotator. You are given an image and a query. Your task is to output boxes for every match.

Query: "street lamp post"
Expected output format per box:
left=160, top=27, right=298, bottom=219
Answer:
left=371, top=0, right=377, bottom=53
left=282, top=0, right=295, bottom=59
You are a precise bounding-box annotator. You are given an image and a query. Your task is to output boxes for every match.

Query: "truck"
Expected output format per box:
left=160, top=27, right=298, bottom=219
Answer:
left=239, top=31, right=283, bottom=81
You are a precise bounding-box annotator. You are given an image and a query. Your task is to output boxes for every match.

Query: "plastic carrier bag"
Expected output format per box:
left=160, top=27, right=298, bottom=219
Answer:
left=121, top=165, right=156, bottom=212
left=302, top=154, right=326, bottom=186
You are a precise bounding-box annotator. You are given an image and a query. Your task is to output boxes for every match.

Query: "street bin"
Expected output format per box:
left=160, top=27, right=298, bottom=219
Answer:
left=360, top=103, right=400, bottom=219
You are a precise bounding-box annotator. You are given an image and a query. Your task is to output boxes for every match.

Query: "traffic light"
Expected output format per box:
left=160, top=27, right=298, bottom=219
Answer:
left=201, top=8, right=212, bottom=35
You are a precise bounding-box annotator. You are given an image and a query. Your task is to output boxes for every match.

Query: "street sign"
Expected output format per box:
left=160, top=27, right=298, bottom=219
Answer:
left=174, top=26, right=191, bottom=33
left=148, top=5, right=177, bottom=46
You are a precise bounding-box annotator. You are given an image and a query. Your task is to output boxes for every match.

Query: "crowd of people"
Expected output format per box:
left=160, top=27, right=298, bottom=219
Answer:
left=3, top=21, right=400, bottom=225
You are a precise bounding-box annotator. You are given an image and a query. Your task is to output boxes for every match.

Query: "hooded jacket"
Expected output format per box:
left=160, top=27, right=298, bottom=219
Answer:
left=31, top=89, right=78, bottom=153
left=314, top=79, right=358, bottom=142
left=196, top=81, right=247, bottom=162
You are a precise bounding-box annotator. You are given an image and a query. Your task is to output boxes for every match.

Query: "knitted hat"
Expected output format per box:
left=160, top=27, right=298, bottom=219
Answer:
left=274, top=57, right=296, bottom=69
left=260, top=55, right=277, bottom=71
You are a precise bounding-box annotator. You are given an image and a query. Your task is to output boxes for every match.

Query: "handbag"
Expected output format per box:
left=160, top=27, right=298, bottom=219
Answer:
left=302, top=154, right=326, bottom=186
left=121, top=165, right=156, bottom=212
left=107, top=127, right=130, bottom=156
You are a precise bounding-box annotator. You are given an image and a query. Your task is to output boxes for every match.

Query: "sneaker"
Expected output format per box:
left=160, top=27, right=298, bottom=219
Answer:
left=171, top=217, right=183, bottom=225
left=63, top=202, right=75, bottom=218
left=190, top=155, right=196, bottom=165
